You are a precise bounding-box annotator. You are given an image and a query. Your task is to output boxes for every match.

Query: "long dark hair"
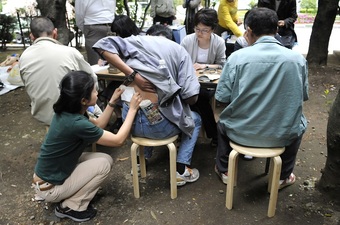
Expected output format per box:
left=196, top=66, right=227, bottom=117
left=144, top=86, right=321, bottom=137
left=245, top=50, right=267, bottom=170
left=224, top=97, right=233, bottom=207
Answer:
left=53, top=71, right=95, bottom=114
left=111, top=15, right=140, bottom=37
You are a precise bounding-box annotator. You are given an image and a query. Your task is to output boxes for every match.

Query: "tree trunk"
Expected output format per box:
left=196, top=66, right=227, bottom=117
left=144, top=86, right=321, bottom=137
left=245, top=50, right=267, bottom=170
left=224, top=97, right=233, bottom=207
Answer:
left=318, top=88, right=340, bottom=203
left=306, top=0, right=338, bottom=66
left=36, top=0, right=74, bottom=45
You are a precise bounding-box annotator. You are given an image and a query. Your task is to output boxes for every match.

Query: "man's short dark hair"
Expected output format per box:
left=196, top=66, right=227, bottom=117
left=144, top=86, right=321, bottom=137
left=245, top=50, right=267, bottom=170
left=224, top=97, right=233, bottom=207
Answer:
left=245, top=7, right=278, bottom=37
left=30, top=17, right=55, bottom=38
left=146, top=24, right=173, bottom=40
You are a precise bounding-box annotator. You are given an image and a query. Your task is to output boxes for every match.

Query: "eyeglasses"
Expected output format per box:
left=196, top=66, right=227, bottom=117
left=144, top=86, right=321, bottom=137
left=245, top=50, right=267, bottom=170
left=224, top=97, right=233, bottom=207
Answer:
left=194, top=27, right=211, bottom=34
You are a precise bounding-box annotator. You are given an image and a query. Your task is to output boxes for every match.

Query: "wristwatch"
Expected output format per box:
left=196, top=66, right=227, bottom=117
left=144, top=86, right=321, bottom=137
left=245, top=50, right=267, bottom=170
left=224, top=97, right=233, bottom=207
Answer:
left=123, top=70, right=137, bottom=86
left=108, top=102, right=116, bottom=108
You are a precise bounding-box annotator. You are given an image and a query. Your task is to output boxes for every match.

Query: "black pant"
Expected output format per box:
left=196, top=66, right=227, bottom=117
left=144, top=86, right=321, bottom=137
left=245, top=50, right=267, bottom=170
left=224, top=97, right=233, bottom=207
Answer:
left=190, top=88, right=217, bottom=139
left=215, top=121, right=302, bottom=180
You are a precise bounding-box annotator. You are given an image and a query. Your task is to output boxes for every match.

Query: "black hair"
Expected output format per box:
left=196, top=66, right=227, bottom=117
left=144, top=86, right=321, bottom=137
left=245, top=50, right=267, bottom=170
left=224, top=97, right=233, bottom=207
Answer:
left=245, top=7, right=278, bottom=36
left=111, top=15, right=140, bottom=37
left=146, top=24, right=173, bottom=40
left=30, top=17, right=55, bottom=38
left=53, top=71, right=95, bottom=114
left=194, top=8, right=219, bottom=30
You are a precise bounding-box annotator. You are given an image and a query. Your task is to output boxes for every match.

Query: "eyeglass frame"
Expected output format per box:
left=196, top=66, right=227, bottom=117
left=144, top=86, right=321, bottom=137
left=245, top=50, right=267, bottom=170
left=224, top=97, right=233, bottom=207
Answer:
left=194, top=27, right=212, bottom=34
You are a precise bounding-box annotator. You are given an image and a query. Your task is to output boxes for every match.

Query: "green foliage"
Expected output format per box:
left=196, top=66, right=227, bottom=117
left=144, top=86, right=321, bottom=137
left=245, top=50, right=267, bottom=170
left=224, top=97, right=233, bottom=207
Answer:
left=322, top=84, right=336, bottom=110
left=249, top=0, right=257, bottom=9
left=0, top=14, right=17, bottom=48
left=300, top=0, right=317, bottom=13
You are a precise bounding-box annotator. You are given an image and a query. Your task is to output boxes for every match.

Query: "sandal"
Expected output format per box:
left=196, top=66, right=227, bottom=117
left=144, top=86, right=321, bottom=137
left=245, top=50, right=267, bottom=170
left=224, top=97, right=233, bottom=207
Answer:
left=279, top=173, right=296, bottom=190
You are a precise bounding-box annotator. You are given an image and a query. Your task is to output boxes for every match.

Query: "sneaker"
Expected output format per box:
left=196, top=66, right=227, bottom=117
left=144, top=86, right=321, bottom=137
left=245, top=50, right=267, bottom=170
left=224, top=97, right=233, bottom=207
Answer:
left=279, top=173, right=296, bottom=190
left=130, top=163, right=141, bottom=177
left=55, top=202, right=97, bottom=222
left=242, top=155, right=254, bottom=160
left=214, top=165, right=228, bottom=184
left=176, top=167, right=199, bottom=186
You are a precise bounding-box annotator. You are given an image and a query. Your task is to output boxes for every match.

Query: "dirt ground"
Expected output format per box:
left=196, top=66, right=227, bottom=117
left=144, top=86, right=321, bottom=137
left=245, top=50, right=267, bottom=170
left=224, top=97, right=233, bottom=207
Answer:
left=1, top=51, right=340, bottom=225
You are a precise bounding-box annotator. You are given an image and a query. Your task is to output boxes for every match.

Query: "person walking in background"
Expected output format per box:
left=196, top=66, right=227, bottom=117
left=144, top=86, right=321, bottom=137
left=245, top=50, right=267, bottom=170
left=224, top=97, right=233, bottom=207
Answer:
left=19, top=17, right=101, bottom=126
left=183, top=0, right=201, bottom=34
left=32, top=71, right=142, bottom=222
left=215, top=0, right=242, bottom=37
left=75, top=0, right=116, bottom=65
left=181, top=8, right=226, bottom=147
left=258, top=0, right=298, bottom=49
left=150, top=0, right=176, bottom=25
left=214, top=8, right=308, bottom=187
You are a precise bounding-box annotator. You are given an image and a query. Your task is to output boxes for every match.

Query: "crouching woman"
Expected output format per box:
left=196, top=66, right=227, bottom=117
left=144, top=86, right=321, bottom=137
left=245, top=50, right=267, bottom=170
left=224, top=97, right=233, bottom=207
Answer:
left=32, top=71, right=142, bottom=222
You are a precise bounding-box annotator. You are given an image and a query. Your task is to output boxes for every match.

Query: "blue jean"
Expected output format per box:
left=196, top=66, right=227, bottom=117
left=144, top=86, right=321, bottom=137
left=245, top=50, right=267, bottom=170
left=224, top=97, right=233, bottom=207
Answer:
left=122, top=103, right=201, bottom=165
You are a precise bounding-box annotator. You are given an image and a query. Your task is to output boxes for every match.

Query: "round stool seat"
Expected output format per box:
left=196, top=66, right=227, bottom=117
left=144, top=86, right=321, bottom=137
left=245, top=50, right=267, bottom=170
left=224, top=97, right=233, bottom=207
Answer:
left=130, top=135, right=179, bottom=199
left=230, top=142, right=284, bottom=158
left=227, top=141, right=285, bottom=217
left=131, top=135, right=178, bottom=147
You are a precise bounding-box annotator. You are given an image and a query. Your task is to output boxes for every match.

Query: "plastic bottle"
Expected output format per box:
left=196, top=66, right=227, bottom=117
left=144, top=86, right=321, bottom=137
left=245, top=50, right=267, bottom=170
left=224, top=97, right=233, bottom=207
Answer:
left=158, top=59, right=167, bottom=69
left=158, top=59, right=171, bottom=85
left=139, top=99, right=164, bottom=125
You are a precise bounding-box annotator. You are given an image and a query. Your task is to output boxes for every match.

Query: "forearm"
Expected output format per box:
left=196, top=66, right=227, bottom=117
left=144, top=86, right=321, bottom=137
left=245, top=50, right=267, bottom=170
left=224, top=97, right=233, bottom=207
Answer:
left=90, top=101, right=117, bottom=128
left=102, top=51, right=134, bottom=75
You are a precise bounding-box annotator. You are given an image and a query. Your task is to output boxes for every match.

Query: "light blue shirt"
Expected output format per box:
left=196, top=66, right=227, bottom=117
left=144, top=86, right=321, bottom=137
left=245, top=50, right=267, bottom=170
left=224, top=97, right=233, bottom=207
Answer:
left=93, top=35, right=200, bottom=136
left=215, top=36, right=308, bottom=147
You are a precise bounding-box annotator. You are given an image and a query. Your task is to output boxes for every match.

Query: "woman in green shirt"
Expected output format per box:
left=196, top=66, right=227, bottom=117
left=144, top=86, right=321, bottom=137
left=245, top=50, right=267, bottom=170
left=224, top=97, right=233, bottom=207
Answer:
left=32, top=71, right=142, bottom=222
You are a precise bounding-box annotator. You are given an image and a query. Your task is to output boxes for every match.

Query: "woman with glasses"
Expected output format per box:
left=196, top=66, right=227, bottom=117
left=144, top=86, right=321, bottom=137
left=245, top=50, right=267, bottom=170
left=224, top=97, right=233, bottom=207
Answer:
left=180, top=8, right=226, bottom=147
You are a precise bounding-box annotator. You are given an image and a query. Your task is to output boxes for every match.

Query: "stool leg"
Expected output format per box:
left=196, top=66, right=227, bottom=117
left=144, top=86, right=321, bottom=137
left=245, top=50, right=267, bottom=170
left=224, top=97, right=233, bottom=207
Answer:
left=167, top=143, right=177, bottom=199
left=139, top=146, right=147, bottom=178
left=267, top=156, right=282, bottom=217
left=265, top=158, right=270, bottom=174
left=226, top=150, right=239, bottom=210
left=268, top=158, right=275, bottom=193
left=131, top=143, right=140, bottom=198
left=91, top=143, right=96, bottom=152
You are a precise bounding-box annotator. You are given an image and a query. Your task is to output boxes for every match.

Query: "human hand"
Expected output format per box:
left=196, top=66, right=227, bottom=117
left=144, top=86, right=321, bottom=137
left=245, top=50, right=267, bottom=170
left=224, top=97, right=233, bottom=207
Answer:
left=278, top=20, right=285, bottom=27
left=193, top=63, right=205, bottom=70
left=134, top=73, right=156, bottom=93
left=129, top=92, right=143, bottom=111
left=109, top=86, right=125, bottom=105
left=237, top=21, right=243, bottom=26
left=98, top=59, right=107, bottom=66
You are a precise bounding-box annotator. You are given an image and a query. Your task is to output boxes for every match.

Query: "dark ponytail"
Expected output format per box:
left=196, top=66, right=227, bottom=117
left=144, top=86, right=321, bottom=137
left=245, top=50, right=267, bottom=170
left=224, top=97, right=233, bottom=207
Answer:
left=53, top=71, right=95, bottom=114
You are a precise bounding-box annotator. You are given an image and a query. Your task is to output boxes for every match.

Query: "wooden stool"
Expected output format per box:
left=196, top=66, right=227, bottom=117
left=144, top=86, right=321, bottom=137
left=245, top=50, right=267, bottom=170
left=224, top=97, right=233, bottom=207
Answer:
left=226, top=141, right=285, bottom=217
left=130, top=135, right=178, bottom=199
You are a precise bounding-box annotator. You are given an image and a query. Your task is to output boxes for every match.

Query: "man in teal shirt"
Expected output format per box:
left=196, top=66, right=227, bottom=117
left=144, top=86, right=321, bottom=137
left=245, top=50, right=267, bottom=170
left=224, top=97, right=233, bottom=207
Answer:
left=214, top=7, right=308, bottom=188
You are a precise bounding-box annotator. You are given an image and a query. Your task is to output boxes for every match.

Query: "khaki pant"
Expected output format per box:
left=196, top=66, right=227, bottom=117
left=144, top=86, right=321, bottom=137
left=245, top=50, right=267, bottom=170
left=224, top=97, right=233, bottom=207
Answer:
left=34, top=152, right=113, bottom=211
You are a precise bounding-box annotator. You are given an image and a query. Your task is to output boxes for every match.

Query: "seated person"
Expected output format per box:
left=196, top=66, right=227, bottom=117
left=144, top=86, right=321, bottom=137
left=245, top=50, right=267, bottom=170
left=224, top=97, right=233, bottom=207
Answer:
left=93, top=34, right=202, bottom=187
left=180, top=8, right=226, bottom=146
left=214, top=8, right=308, bottom=187
left=19, top=17, right=102, bottom=125
left=234, top=11, right=283, bottom=52
left=32, top=71, right=142, bottom=222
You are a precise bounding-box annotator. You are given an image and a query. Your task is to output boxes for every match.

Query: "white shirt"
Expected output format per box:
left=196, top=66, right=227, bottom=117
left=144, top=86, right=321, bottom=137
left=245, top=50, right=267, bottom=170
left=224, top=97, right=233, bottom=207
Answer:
left=196, top=47, right=209, bottom=63
left=75, top=0, right=116, bottom=31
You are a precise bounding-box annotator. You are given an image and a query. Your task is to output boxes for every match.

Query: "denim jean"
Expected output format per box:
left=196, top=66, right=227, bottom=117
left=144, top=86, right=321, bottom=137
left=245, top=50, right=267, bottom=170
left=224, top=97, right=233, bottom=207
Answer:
left=122, top=103, right=201, bottom=165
